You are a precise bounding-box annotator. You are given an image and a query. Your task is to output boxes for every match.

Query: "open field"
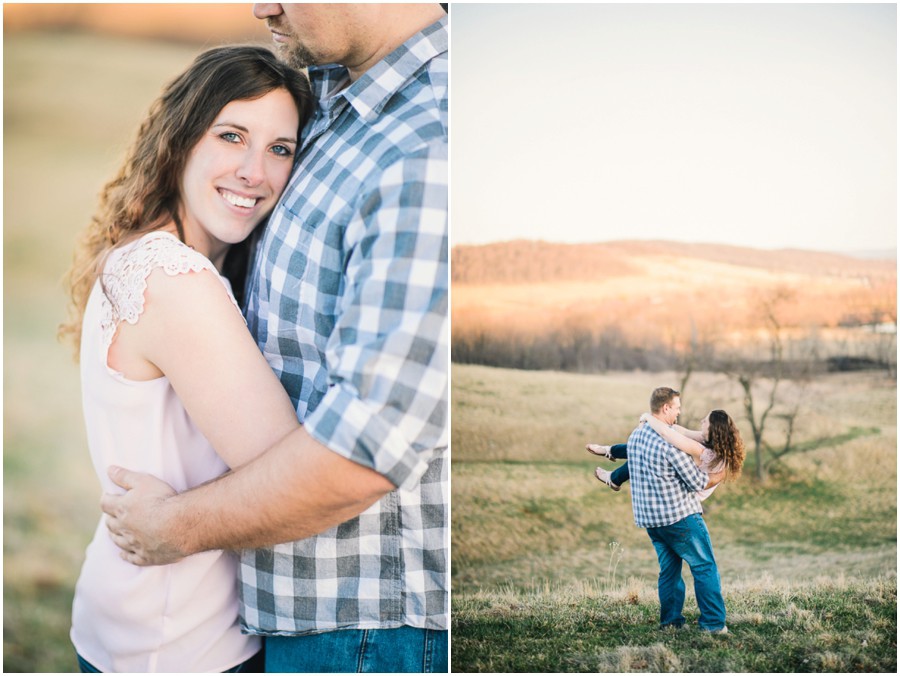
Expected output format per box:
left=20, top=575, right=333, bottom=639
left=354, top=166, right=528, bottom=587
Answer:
left=450, top=363, right=897, bottom=671
left=3, top=30, right=231, bottom=673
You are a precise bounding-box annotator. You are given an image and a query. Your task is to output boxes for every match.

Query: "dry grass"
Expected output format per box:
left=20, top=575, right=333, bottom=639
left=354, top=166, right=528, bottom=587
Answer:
left=452, top=364, right=897, bottom=594
left=452, top=573, right=897, bottom=672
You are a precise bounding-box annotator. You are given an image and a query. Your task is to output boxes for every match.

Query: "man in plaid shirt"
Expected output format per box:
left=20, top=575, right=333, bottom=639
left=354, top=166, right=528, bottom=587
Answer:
left=628, top=387, right=727, bottom=633
left=103, top=3, right=448, bottom=671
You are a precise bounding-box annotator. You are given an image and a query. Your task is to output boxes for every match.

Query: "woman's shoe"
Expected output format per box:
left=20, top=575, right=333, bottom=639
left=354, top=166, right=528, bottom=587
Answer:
left=586, top=444, right=617, bottom=461
left=594, top=467, right=621, bottom=491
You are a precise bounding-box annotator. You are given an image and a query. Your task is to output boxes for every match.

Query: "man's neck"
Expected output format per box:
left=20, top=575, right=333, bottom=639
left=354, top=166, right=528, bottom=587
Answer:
left=651, top=413, right=670, bottom=426
left=346, top=4, right=445, bottom=82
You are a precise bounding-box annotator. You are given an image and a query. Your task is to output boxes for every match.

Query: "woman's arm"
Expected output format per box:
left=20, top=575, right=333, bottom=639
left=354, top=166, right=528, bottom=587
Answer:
left=672, top=424, right=704, bottom=443
left=640, top=413, right=706, bottom=461
left=114, top=266, right=300, bottom=468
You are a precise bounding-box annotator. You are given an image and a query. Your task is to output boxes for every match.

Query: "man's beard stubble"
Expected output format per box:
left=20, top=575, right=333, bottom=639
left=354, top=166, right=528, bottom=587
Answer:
left=278, top=40, right=319, bottom=71
left=267, top=19, right=320, bottom=71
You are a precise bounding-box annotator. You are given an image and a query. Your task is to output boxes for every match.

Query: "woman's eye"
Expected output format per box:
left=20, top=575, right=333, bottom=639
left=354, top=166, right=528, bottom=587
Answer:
left=271, top=144, right=293, bottom=157
left=220, top=132, right=241, bottom=143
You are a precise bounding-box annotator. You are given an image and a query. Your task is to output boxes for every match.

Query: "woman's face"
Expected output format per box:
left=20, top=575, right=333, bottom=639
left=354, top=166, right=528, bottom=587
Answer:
left=701, top=412, right=711, bottom=438
left=178, top=88, right=299, bottom=266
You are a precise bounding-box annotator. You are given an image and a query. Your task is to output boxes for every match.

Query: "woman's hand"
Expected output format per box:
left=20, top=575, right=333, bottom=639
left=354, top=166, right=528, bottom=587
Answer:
left=639, top=412, right=651, bottom=424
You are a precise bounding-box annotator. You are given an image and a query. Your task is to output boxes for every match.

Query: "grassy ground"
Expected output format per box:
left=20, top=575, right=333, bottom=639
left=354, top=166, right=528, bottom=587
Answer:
left=451, top=363, right=897, bottom=672
left=3, top=31, right=208, bottom=673
left=453, top=575, right=897, bottom=672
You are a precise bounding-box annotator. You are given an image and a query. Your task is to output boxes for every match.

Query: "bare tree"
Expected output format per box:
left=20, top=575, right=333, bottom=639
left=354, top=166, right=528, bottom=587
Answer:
left=677, top=321, right=698, bottom=399
left=873, top=293, right=897, bottom=378
left=674, top=320, right=717, bottom=426
left=717, top=287, right=811, bottom=482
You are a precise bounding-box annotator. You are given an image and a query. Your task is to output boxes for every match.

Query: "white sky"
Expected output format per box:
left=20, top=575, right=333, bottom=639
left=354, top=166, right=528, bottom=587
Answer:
left=450, top=2, right=897, bottom=253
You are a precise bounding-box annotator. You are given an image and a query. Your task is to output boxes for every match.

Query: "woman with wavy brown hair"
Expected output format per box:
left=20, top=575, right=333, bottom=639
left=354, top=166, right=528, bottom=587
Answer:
left=62, top=45, right=311, bottom=673
left=590, top=409, right=745, bottom=498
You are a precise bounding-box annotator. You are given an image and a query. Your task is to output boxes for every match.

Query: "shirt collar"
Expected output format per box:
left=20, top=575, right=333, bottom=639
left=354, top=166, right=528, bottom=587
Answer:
left=308, top=14, right=447, bottom=124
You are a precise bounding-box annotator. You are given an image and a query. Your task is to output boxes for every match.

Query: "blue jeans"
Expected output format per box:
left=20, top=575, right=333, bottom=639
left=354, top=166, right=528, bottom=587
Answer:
left=76, top=651, right=264, bottom=673
left=265, top=626, right=448, bottom=673
left=646, top=513, right=726, bottom=631
left=76, top=654, right=101, bottom=673
left=608, top=443, right=630, bottom=486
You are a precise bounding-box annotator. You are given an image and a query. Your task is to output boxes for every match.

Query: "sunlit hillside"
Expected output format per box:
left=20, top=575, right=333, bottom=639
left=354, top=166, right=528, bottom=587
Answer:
left=3, top=3, right=269, bottom=43
left=452, top=240, right=896, bottom=367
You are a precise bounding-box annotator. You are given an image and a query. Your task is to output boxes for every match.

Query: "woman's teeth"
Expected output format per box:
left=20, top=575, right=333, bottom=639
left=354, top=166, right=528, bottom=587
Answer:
left=221, top=190, right=257, bottom=208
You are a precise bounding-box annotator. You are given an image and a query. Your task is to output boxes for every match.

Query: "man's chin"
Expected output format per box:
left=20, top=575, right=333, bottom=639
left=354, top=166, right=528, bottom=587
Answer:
left=276, top=43, right=318, bottom=71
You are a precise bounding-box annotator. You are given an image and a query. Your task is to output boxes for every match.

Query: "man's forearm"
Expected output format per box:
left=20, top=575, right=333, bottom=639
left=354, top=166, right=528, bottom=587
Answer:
left=164, top=426, right=395, bottom=555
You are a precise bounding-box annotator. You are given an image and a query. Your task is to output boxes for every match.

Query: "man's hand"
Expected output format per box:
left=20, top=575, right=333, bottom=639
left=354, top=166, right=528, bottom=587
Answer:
left=100, top=466, right=185, bottom=567
left=705, top=467, right=727, bottom=489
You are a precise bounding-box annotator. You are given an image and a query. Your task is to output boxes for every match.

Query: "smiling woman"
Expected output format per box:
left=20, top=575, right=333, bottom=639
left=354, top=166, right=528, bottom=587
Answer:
left=57, top=45, right=313, bottom=673
left=178, top=90, right=298, bottom=269
left=61, top=45, right=309, bottom=328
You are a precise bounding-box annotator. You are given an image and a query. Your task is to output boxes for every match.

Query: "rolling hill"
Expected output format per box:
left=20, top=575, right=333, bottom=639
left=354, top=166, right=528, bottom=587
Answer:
left=452, top=240, right=896, bottom=362
left=452, top=239, right=894, bottom=285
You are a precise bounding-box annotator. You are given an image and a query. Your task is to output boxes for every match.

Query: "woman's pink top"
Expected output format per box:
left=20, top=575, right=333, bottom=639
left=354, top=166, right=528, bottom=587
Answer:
left=696, top=447, right=724, bottom=501
left=70, top=231, right=259, bottom=672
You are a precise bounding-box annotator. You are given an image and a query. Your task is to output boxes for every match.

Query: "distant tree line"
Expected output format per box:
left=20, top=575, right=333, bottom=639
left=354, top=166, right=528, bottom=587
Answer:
left=452, top=322, right=895, bottom=377
left=452, top=325, right=681, bottom=373
left=452, top=325, right=777, bottom=375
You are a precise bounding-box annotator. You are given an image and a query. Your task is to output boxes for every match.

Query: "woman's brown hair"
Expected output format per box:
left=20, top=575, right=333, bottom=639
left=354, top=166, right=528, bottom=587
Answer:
left=705, top=409, right=745, bottom=481
left=60, top=45, right=312, bottom=355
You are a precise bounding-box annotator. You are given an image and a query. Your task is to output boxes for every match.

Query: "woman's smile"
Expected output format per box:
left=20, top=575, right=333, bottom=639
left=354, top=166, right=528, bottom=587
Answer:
left=218, top=187, right=262, bottom=210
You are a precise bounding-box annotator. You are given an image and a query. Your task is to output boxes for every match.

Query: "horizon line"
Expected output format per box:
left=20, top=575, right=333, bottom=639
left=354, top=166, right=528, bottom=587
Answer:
left=450, top=238, right=898, bottom=261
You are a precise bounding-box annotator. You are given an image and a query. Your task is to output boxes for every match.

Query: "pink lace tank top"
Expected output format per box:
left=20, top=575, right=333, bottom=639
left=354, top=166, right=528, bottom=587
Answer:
left=70, top=231, right=259, bottom=672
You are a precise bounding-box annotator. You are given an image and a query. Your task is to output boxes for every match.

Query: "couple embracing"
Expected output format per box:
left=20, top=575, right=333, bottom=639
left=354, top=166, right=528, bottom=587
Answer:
left=61, top=4, right=448, bottom=673
left=588, top=387, right=745, bottom=634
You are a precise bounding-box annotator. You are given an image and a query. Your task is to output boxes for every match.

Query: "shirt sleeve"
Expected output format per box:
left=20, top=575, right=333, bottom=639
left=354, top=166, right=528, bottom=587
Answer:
left=302, top=141, right=449, bottom=491
left=667, top=442, right=709, bottom=492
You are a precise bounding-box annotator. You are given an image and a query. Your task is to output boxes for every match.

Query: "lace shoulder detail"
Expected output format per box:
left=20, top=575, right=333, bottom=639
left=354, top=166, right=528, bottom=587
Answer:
left=99, top=231, right=242, bottom=351
left=699, top=447, right=724, bottom=474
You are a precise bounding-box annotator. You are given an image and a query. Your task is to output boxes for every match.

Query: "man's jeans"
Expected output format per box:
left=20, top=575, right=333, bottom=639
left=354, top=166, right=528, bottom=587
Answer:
left=608, top=443, right=630, bottom=486
left=646, top=513, right=726, bottom=631
left=265, top=626, right=449, bottom=673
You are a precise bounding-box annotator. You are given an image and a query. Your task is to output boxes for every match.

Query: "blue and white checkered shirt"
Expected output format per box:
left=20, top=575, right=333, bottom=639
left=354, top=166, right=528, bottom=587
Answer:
left=239, top=16, right=448, bottom=636
left=628, top=422, right=708, bottom=528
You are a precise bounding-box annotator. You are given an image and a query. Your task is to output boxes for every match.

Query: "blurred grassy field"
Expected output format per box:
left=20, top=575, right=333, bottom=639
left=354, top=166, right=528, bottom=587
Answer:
left=451, top=363, right=897, bottom=669
left=3, top=30, right=226, bottom=673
